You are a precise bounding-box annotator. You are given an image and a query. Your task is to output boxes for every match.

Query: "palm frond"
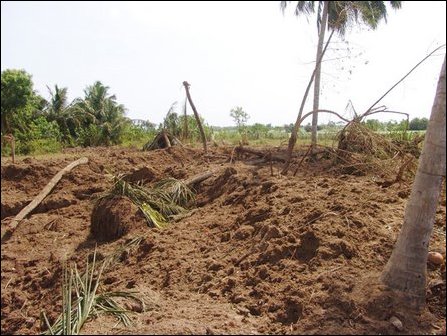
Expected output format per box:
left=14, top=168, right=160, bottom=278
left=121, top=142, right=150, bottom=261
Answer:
left=98, top=174, right=195, bottom=229
left=140, top=202, right=168, bottom=229
left=153, top=178, right=196, bottom=207
left=41, top=249, right=144, bottom=335
left=296, top=1, right=315, bottom=16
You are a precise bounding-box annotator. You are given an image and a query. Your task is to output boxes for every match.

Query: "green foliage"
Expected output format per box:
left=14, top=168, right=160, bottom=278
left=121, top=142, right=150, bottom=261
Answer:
left=41, top=249, right=143, bottom=335
left=163, top=110, right=181, bottom=137
left=1, top=71, right=158, bottom=156
left=16, top=138, right=63, bottom=156
left=101, top=174, right=195, bottom=229
left=364, top=119, right=383, bottom=131
left=121, top=122, right=157, bottom=148
left=1, top=69, right=37, bottom=135
left=281, top=1, right=402, bottom=36
left=230, top=106, right=250, bottom=133
left=161, top=102, right=181, bottom=137
left=76, top=123, right=102, bottom=147
left=44, top=85, right=79, bottom=145
left=16, top=117, right=63, bottom=155
left=409, top=117, right=428, bottom=131
left=72, top=81, right=130, bottom=147
left=178, top=115, right=212, bottom=142
left=247, top=123, right=269, bottom=140
left=304, top=122, right=323, bottom=132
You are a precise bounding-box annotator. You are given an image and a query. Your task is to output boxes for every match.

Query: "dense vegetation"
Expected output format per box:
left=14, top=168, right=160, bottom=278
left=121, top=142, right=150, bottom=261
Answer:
left=1, top=69, right=426, bottom=157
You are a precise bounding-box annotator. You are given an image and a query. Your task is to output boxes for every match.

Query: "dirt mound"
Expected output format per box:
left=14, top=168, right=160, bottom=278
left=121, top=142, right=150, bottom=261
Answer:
left=123, top=166, right=158, bottom=184
left=91, top=196, right=144, bottom=242
left=1, top=146, right=445, bottom=335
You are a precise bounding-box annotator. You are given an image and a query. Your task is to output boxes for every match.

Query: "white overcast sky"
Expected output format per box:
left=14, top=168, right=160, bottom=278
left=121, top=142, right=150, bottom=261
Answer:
left=1, top=1, right=446, bottom=127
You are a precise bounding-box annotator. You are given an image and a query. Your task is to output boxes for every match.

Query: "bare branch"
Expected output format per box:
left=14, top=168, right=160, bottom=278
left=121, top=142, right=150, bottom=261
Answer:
left=365, top=44, right=446, bottom=114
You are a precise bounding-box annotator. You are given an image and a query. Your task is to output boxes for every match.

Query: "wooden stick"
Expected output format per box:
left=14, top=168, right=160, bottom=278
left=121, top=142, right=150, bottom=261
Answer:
left=293, top=145, right=313, bottom=176
left=162, top=130, right=171, bottom=148
left=1, top=157, right=89, bottom=242
left=364, top=44, right=446, bottom=114
left=235, top=146, right=286, bottom=162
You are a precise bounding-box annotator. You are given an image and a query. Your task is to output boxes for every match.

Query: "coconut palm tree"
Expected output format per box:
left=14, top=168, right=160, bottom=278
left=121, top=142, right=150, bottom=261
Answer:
left=280, top=1, right=402, bottom=153
left=381, top=56, right=446, bottom=310
left=73, top=81, right=128, bottom=146
left=45, top=85, right=80, bottom=143
left=98, top=100, right=129, bottom=146
left=75, top=81, right=118, bottom=124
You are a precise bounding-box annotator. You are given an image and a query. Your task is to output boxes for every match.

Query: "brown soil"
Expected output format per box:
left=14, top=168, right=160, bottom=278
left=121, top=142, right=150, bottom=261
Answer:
left=1, top=145, right=445, bottom=335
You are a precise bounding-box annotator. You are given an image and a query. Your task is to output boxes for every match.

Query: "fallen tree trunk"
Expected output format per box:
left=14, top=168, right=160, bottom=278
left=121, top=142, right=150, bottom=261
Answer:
left=235, top=146, right=325, bottom=163
left=235, top=146, right=287, bottom=162
left=185, top=171, right=214, bottom=187
left=1, top=157, right=89, bottom=243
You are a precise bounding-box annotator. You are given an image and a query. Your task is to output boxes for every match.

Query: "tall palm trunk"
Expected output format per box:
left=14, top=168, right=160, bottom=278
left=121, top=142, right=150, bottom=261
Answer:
left=381, top=56, right=446, bottom=310
left=183, top=98, right=189, bottom=140
left=183, top=81, right=207, bottom=153
left=311, top=1, right=329, bottom=150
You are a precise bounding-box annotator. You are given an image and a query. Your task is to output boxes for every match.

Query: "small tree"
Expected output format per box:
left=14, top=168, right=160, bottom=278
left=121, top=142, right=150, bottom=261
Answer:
left=1, top=69, right=35, bottom=135
left=230, top=106, right=249, bottom=131
left=409, top=117, right=429, bottom=131
left=230, top=106, right=250, bottom=144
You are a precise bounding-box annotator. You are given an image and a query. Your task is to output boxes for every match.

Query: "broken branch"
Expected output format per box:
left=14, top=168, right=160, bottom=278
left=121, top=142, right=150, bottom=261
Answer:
left=1, top=157, right=89, bottom=242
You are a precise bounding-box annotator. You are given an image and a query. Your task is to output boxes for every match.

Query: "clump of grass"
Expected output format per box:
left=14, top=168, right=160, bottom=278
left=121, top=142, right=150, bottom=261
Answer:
left=41, top=249, right=143, bottom=335
left=98, top=174, right=195, bottom=229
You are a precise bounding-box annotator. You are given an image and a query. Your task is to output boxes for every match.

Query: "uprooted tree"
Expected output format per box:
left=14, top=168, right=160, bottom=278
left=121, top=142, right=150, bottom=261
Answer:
left=281, top=44, right=445, bottom=175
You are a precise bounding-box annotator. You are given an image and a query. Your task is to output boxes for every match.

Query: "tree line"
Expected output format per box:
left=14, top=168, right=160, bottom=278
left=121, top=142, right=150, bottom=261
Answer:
left=1, top=69, right=151, bottom=155
left=1, top=68, right=427, bottom=157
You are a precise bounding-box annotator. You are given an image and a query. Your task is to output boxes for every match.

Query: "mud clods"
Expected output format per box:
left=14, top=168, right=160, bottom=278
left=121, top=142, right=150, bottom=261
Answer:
left=295, top=231, right=320, bottom=263
left=123, top=166, right=158, bottom=184
left=1, top=146, right=445, bottom=335
left=90, top=196, right=144, bottom=242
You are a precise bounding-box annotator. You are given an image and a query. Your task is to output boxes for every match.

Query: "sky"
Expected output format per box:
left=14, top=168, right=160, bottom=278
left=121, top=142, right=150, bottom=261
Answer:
left=1, top=1, right=446, bottom=127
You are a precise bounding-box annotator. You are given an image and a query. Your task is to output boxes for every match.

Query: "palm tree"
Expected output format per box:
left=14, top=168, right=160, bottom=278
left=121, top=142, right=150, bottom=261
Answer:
left=46, top=85, right=68, bottom=117
left=280, top=1, right=402, bottom=152
left=98, top=99, right=129, bottom=146
left=73, top=81, right=128, bottom=146
left=381, top=56, right=445, bottom=310
left=76, top=81, right=117, bottom=124
left=45, top=85, right=79, bottom=143
left=182, top=98, right=189, bottom=140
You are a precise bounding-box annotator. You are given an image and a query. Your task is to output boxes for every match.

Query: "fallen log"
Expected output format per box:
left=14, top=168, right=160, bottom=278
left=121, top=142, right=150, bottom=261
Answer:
left=184, top=171, right=214, bottom=187
left=234, top=146, right=323, bottom=163
left=1, top=156, right=89, bottom=243
left=235, top=146, right=287, bottom=162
